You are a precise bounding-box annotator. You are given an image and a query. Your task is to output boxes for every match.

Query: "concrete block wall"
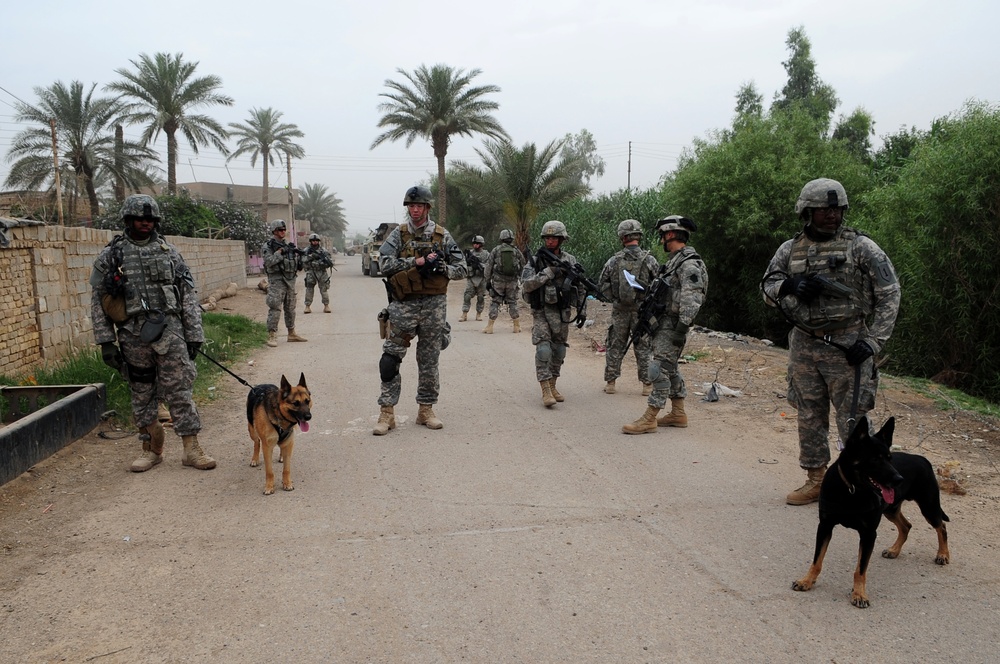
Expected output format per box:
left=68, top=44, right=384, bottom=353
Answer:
left=0, top=224, right=246, bottom=378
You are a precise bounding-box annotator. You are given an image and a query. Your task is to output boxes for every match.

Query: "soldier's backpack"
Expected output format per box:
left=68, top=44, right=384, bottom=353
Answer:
left=616, top=250, right=651, bottom=306
left=497, top=243, right=519, bottom=277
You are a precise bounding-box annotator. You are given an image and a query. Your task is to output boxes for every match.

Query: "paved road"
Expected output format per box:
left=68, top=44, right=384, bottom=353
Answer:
left=2, top=255, right=997, bottom=662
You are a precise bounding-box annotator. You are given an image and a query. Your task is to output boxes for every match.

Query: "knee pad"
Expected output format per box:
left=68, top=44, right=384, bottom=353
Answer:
left=551, top=343, right=567, bottom=363
left=440, top=322, right=452, bottom=351
left=647, top=360, right=662, bottom=384
left=536, top=341, right=552, bottom=364
left=126, top=362, right=156, bottom=384
left=379, top=353, right=401, bottom=383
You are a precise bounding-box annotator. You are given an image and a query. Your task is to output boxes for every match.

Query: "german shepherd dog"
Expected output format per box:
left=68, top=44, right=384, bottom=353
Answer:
left=792, top=415, right=951, bottom=608
left=246, top=373, right=312, bottom=495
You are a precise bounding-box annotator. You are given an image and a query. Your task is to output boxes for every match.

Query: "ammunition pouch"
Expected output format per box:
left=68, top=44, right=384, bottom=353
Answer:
left=387, top=267, right=448, bottom=300
left=139, top=310, right=167, bottom=343
left=101, top=293, right=128, bottom=323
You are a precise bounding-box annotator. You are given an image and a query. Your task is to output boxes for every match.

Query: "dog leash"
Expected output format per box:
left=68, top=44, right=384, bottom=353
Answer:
left=163, top=326, right=255, bottom=389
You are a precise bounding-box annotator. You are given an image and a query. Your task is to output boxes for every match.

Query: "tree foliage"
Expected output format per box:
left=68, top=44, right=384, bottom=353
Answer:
left=227, top=107, right=305, bottom=222
left=559, top=129, right=607, bottom=187
left=296, top=182, right=347, bottom=236
left=771, top=26, right=839, bottom=133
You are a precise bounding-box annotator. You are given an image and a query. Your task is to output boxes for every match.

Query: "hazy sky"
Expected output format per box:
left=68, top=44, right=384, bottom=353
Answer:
left=1, top=0, right=996, bottom=237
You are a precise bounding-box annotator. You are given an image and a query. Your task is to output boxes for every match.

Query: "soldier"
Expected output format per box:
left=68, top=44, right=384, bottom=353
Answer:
left=373, top=185, right=467, bottom=435
left=459, top=235, right=490, bottom=322
left=90, top=194, right=215, bottom=472
left=623, top=216, right=708, bottom=434
left=762, top=178, right=900, bottom=505
left=598, top=219, right=660, bottom=396
left=302, top=232, right=334, bottom=314
left=262, top=219, right=307, bottom=347
left=521, top=220, right=585, bottom=407
left=483, top=229, right=525, bottom=334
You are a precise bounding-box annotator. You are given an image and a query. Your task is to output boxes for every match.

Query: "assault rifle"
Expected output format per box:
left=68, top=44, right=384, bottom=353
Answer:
left=534, top=247, right=609, bottom=327
left=622, top=272, right=671, bottom=357
left=464, top=249, right=483, bottom=274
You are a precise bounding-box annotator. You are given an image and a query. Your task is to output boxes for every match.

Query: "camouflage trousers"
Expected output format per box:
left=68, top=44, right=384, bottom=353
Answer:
left=378, top=294, right=448, bottom=406
left=462, top=277, right=487, bottom=313
left=118, top=318, right=200, bottom=435
left=266, top=275, right=297, bottom=332
left=303, top=270, right=330, bottom=306
left=604, top=306, right=651, bottom=383
left=788, top=327, right=878, bottom=469
left=488, top=277, right=520, bottom=320
left=646, top=321, right=687, bottom=409
left=530, top=305, right=570, bottom=382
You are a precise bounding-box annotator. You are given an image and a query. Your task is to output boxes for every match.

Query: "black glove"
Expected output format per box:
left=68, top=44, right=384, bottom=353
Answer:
left=671, top=322, right=690, bottom=348
left=100, top=342, right=123, bottom=371
left=187, top=342, right=202, bottom=361
left=778, top=274, right=823, bottom=302
left=845, top=339, right=874, bottom=366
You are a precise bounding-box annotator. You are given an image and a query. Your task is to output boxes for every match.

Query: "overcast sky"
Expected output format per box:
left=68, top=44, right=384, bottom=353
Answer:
left=1, top=0, right=997, bottom=238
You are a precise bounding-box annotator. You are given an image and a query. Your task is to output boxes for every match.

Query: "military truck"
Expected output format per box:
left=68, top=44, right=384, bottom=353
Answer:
left=361, top=222, right=395, bottom=277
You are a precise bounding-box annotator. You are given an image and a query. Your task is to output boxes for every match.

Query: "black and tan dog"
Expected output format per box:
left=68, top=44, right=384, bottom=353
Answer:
left=792, top=415, right=951, bottom=608
left=246, top=373, right=312, bottom=495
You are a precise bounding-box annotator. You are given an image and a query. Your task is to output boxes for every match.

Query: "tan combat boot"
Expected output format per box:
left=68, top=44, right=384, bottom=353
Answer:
left=181, top=434, right=216, bottom=470
left=324, top=304, right=331, bottom=313
left=475, top=311, right=482, bottom=321
left=604, top=380, right=617, bottom=394
left=787, top=466, right=827, bottom=505
left=373, top=405, right=395, bottom=436
left=540, top=381, right=557, bottom=408
left=267, top=330, right=278, bottom=347
left=459, top=311, right=468, bottom=322
left=512, top=319, right=521, bottom=333
left=483, top=319, right=495, bottom=334
left=657, top=398, right=688, bottom=428
left=548, top=378, right=564, bottom=402
left=623, top=406, right=661, bottom=435
left=416, top=404, right=443, bottom=429
left=304, top=304, right=312, bottom=314
left=287, top=329, right=308, bottom=342
left=642, top=382, right=653, bottom=396
left=131, top=421, right=165, bottom=472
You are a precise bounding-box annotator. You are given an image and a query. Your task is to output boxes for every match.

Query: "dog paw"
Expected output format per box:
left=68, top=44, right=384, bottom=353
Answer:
left=881, top=548, right=900, bottom=559
left=250, top=459, right=260, bottom=467
left=851, top=594, right=870, bottom=609
left=791, top=580, right=812, bottom=592
left=263, top=486, right=275, bottom=495
left=935, top=555, right=950, bottom=565
left=282, top=484, right=294, bottom=491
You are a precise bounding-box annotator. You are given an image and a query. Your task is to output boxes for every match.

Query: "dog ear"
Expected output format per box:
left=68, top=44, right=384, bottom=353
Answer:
left=298, top=372, right=307, bottom=388
left=878, top=416, right=895, bottom=440
left=846, top=415, right=870, bottom=447
left=280, top=374, right=291, bottom=396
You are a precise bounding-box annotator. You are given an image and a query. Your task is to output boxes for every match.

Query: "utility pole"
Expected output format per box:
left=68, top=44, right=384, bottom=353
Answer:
left=50, top=119, right=64, bottom=224
left=286, top=153, right=295, bottom=241
left=627, top=141, right=632, bottom=192
left=114, top=125, right=125, bottom=202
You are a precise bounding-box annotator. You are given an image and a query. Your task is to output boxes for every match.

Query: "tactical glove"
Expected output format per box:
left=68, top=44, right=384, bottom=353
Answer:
left=187, top=342, right=202, bottom=361
left=671, top=322, right=690, bottom=348
left=542, top=266, right=562, bottom=281
left=845, top=339, right=875, bottom=366
left=778, top=274, right=823, bottom=302
left=100, top=342, right=123, bottom=371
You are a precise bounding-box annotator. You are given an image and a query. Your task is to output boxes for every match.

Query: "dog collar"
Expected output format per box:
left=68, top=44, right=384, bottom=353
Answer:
left=837, top=465, right=856, bottom=494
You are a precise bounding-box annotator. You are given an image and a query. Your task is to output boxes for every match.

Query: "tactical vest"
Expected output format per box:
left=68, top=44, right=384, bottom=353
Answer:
left=613, top=248, right=652, bottom=307
left=664, top=248, right=707, bottom=317
left=388, top=225, right=449, bottom=298
left=121, top=237, right=181, bottom=318
left=265, top=239, right=299, bottom=279
left=497, top=243, right=519, bottom=277
left=787, top=227, right=866, bottom=331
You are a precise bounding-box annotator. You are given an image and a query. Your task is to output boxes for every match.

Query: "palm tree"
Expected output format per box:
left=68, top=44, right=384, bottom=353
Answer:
left=227, top=108, right=306, bottom=223
left=106, top=52, right=233, bottom=195
left=452, top=138, right=589, bottom=250
left=4, top=81, right=158, bottom=219
left=296, top=182, right=347, bottom=235
left=371, top=64, right=507, bottom=225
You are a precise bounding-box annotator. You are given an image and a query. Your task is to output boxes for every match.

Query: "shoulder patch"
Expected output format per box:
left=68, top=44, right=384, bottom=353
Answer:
left=874, top=257, right=896, bottom=287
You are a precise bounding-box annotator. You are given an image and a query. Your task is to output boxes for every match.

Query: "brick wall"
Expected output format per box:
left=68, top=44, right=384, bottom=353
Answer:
left=0, top=224, right=245, bottom=377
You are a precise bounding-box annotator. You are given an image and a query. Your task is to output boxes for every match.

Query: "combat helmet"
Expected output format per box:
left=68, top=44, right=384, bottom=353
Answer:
left=795, top=178, right=848, bottom=219
left=472, top=235, right=485, bottom=245
left=308, top=232, right=321, bottom=241
left=616, top=219, right=643, bottom=240
left=120, top=194, right=160, bottom=222
left=657, top=215, right=696, bottom=240
left=403, top=185, right=433, bottom=207
left=499, top=229, right=514, bottom=243
left=540, top=220, right=569, bottom=240
left=269, top=219, right=287, bottom=233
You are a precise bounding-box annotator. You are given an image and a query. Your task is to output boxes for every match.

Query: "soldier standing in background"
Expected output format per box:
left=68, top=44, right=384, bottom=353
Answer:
left=459, top=235, right=490, bottom=322
left=90, top=194, right=215, bottom=472
left=302, top=232, right=334, bottom=314
left=373, top=185, right=467, bottom=435
left=623, top=216, right=708, bottom=434
left=598, top=219, right=660, bottom=396
left=263, top=219, right=307, bottom=347
left=761, top=178, right=900, bottom=505
left=483, top=229, right=525, bottom=334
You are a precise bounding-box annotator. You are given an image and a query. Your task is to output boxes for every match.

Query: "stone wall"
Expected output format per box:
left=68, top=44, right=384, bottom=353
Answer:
left=0, top=223, right=245, bottom=377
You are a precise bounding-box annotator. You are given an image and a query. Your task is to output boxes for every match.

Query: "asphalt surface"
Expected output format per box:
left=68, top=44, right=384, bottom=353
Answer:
left=1, top=255, right=997, bottom=663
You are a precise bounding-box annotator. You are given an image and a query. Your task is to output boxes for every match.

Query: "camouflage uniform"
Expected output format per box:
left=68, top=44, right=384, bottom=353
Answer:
left=484, top=241, right=525, bottom=322
left=302, top=245, right=334, bottom=308
left=762, top=225, right=900, bottom=469
left=598, top=244, right=661, bottom=384
left=263, top=237, right=300, bottom=333
left=521, top=249, right=584, bottom=382
left=461, top=247, right=491, bottom=315
left=647, top=246, right=709, bottom=408
left=377, top=220, right=467, bottom=407
left=90, top=232, right=203, bottom=436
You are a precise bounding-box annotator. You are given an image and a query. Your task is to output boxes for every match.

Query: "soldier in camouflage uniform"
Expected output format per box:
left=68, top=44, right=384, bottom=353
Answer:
left=90, top=194, right=215, bottom=472
left=762, top=178, right=900, bottom=505
left=262, top=219, right=307, bottom=347
left=623, top=216, right=708, bottom=434
left=459, top=235, right=490, bottom=322
left=521, top=220, right=585, bottom=408
left=373, top=185, right=467, bottom=435
left=483, top=229, right=525, bottom=334
left=302, top=232, right=334, bottom=314
left=598, top=219, right=660, bottom=396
